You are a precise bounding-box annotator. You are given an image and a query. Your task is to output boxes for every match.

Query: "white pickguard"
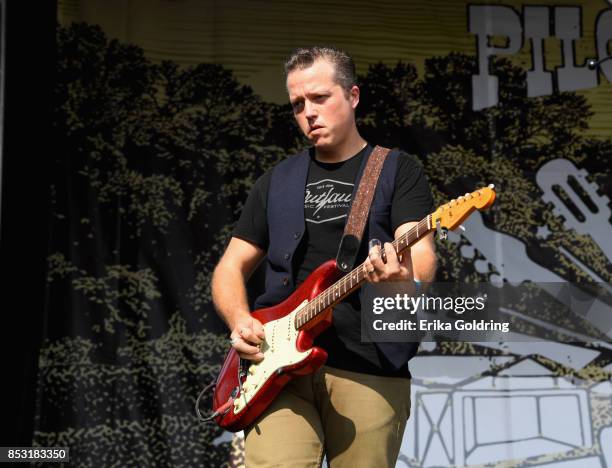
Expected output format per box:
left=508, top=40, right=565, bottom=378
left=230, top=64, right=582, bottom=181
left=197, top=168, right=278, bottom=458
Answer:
left=233, top=300, right=313, bottom=414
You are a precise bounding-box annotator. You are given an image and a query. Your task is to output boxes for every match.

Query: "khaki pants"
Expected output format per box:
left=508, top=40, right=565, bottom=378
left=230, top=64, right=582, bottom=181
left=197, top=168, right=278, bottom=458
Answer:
left=244, top=366, right=411, bottom=468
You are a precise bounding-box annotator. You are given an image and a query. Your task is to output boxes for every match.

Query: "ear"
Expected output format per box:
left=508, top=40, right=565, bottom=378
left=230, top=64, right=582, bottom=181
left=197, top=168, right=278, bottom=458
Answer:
left=349, top=85, right=360, bottom=109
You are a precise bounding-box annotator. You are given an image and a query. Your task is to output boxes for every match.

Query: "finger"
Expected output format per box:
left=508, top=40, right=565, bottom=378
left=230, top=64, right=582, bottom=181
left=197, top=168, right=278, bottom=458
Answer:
left=363, top=259, right=374, bottom=280
left=399, top=247, right=410, bottom=265
left=238, top=353, right=264, bottom=363
left=401, top=247, right=414, bottom=275
left=231, top=336, right=262, bottom=356
left=239, top=350, right=264, bottom=362
left=252, top=319, right=265, bottom=340
left=383, top=242, right=401, bottom=272
left=363, top=259, right=380, bottom=283
left=369, top=244, right=386, bottom=271
left=239, top=325, right=263, bottom=345
left=369, top=238, right=386, bottom=263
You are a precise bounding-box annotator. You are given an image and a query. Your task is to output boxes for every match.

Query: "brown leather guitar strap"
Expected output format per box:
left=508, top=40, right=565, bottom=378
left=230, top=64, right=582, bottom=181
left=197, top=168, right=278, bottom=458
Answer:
left=335, top=145, right=392, bottom=272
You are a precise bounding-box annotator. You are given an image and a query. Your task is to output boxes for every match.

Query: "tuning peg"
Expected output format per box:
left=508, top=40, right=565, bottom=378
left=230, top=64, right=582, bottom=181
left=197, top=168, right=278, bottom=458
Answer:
left=436, top=219, right=448, bottom=240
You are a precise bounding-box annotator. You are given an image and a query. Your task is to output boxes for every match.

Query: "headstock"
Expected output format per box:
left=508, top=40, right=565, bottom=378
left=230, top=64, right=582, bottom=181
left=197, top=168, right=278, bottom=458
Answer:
left=431, top=185, right=496, bottom=233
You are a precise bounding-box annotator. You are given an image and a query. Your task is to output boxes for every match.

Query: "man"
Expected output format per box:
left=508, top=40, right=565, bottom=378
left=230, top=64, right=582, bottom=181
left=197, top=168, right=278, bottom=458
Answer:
left=211, top=46, right=437, bottom=467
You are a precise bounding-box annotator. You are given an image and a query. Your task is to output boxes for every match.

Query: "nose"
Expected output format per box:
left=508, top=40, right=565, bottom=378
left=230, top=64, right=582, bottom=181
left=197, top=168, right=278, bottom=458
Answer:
left=304, top=100, right=317, bottom=119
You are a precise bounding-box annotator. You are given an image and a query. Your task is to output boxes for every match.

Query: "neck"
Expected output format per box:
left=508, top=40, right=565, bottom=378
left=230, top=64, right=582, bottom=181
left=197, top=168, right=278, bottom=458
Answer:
left=314, top=129, right=367, bottom=163
left=294, top=215, right=433, bottom=329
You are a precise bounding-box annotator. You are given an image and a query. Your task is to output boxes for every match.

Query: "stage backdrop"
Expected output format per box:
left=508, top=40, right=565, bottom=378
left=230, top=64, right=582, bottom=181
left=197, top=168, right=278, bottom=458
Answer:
left=36, top=0, right=612, bottom=466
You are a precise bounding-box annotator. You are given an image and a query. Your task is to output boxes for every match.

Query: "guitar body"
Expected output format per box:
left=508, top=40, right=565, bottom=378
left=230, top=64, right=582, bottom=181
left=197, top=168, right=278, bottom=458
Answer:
left=212, top=259, right=342, bottom=432
left=208, top=185, right=497, bottom=432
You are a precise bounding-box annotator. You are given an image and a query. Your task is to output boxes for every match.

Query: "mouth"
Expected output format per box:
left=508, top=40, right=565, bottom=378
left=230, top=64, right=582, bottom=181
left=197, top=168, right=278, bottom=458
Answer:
left=309, top=125, right=324, bottom=134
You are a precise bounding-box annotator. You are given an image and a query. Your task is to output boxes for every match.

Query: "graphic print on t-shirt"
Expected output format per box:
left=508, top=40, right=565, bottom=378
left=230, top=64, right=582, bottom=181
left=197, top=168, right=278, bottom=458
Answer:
left=304, top=179, right=353, bottom=224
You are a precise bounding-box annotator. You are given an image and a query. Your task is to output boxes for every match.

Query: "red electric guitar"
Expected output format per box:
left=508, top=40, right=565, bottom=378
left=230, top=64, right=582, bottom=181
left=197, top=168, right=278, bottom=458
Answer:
left=207, top=185, right=496, bottom=431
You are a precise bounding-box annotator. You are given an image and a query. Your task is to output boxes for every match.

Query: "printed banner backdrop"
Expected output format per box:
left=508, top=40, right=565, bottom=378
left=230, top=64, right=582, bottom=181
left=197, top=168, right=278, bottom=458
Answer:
left=37, top=0, right=612, bottom=466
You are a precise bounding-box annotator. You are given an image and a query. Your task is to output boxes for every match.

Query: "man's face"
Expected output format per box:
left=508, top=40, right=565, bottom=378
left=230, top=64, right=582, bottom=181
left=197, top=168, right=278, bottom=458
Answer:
left=286, top=58, right=359, bottom=150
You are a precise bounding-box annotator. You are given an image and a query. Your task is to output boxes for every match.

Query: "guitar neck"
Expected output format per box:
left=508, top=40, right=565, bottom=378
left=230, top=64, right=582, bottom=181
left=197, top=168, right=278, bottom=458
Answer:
left=295, top=215, right=433, bottom=329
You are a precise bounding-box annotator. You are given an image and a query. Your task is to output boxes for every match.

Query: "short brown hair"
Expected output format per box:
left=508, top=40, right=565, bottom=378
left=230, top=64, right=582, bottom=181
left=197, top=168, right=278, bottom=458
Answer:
left=284, top=46, right=357, bottom=92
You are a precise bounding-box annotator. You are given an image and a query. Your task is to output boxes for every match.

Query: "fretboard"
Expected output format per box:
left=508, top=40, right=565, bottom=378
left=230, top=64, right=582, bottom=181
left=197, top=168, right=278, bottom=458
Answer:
left=294, top=214, right=432, bottom=329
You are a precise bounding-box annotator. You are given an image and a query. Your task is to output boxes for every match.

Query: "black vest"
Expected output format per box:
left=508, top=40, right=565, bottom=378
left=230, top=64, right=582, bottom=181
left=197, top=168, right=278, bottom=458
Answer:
left=254, top=147, right=419, bottom=369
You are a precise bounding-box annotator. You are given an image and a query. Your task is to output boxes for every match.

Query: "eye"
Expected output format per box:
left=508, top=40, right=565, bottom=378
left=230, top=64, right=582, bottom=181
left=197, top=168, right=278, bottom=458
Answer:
left=291, top=101, right=304, bottom=113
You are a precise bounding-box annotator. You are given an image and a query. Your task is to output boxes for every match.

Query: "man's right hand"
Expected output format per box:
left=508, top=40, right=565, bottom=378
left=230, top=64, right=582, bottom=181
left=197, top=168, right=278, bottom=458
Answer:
left=230, top=316, right=265, bottom=362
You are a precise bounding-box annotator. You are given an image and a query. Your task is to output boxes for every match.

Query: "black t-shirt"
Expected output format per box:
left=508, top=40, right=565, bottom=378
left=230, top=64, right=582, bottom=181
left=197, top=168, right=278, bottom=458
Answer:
left=233, top=144, right=433, bottom=377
